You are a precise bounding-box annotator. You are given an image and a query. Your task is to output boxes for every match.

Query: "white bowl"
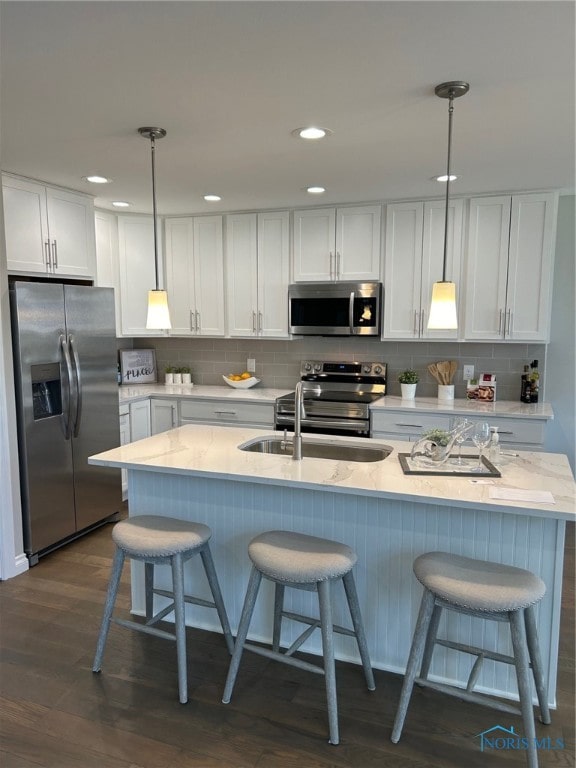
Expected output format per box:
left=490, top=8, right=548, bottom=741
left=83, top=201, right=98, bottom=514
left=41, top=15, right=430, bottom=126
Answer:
left=222, top=375, right=261, bottom=389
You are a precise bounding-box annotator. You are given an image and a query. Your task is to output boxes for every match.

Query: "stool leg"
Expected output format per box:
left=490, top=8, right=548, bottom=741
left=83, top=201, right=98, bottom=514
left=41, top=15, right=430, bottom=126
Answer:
left=391, top=589, right=435, bottom=744
left=509, top=610, right=539, bottom=768
left=524, top=605, right=551, bottom=725
left=93, top=547, right=125, bottom=672
left=200, top=545, right=234, bottom=654
left=222, top=567, right=262, bottom=704
left=144, top=561, right=154, bottom=622
left=272, top=583, right=285, bottom=653
left=171, top=552, right=188, bottom=704
left=342, top=571, right=375, bottom=691
left=317, top=579, right=339, bottom=746
left=419, top=604, right=442, bottom=680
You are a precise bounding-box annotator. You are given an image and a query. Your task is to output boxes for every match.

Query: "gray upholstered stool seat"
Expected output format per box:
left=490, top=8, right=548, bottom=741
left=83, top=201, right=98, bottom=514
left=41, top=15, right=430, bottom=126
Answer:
left=223, top=530, right=375, bottom=745
left=93, top=515, right=233, bottom=704
left=248, top=530, right=357, bottom=583
left=392, top=551, right=551, bottom=768
left=413, top=551, right=546, bottom=612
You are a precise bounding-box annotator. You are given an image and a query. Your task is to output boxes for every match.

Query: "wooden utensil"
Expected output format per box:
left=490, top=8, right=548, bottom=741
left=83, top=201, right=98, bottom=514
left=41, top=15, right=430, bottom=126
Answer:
left=427, top=363, right=442, bottom=384
left=448, top=360, right=458, bottom=384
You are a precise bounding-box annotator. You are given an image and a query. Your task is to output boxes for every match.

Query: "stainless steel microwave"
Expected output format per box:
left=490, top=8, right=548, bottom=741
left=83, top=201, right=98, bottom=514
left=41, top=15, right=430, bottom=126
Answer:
left=288, top=281, right=383, bottom=336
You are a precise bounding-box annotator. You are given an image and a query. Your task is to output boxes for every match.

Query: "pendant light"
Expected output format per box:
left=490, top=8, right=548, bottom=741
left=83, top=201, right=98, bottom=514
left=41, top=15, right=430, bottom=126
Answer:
left=427, top=81, right=469, bottom=330
left=139, top=126, right=172, bottom=330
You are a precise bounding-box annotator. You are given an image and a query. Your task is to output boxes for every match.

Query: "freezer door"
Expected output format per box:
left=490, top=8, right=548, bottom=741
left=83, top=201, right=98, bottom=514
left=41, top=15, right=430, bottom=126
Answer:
left=64, top=285, right=121, bottom=531
left=10, top=282, right=76, bottom=556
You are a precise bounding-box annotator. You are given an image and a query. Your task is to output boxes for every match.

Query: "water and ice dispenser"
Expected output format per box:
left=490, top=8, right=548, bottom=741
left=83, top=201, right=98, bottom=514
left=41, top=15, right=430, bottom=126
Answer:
left=31, top=363, right=62, bottom=420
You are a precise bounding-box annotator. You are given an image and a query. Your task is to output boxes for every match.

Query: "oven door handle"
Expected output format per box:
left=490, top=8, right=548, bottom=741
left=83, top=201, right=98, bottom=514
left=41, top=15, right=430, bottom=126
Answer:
left=276, top=416, right=368, bottom=431
left=349, top=291, right=355, bottom=334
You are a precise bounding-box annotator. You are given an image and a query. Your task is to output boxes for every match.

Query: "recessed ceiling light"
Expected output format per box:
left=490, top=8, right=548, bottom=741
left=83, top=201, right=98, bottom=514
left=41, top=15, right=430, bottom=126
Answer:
left=435, top=174, right=459, bottom=182
left=293, top=127, right=333, bottom=140
left=83, top=175, right=112, bottom=184
left=112, top=201, right=131, bottom=208
left=204, top=194, right=221, bottom=202
left=307, top=186, right=326, bottom=194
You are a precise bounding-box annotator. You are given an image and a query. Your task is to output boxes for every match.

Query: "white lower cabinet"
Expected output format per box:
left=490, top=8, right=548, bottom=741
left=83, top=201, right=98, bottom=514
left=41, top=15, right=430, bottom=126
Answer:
left=371, top=409, right=546, bottom=450
left=118, top=405, right=130, bottom=501
left=150, top=398, right=178, bottom=434
left=179, top=399, right=274, bottom=428
left=129, top=400, right=151, bottom=442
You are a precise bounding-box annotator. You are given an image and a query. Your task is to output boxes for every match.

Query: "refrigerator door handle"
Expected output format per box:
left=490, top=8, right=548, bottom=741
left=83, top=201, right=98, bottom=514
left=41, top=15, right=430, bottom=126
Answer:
left=60, top=334, right=73, bottom=440
left=69, top=335, right=83, bottom=438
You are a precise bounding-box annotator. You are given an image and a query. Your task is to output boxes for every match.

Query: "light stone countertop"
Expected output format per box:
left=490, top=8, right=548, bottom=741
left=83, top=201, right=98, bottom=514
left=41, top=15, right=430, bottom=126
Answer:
left=118, top=384, right=553, bottom=420
left=89, top=425, right=574, bottom=521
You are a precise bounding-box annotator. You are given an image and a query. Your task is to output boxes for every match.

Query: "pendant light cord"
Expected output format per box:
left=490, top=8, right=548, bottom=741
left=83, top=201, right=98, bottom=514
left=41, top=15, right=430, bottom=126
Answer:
left=150, top=134, right=160, bottom=291
left=441, top=94, right=454, bottom=283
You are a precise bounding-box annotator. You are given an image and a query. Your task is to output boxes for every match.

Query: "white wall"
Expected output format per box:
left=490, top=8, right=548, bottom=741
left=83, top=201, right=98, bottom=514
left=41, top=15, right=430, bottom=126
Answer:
left=0, top=186, right=28, bottom=579
left=544, top=194, right=575, bottom=472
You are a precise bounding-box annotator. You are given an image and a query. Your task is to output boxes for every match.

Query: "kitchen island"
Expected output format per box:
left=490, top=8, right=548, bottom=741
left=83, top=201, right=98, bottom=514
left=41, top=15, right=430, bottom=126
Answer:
left=89, top=425, right=574, bottom=707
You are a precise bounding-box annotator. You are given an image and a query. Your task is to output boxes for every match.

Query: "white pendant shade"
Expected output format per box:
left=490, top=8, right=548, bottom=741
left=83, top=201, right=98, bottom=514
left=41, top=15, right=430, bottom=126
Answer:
left=427, top=281, right=458, bottom=330
left=146, top=290, right=172, bottom=329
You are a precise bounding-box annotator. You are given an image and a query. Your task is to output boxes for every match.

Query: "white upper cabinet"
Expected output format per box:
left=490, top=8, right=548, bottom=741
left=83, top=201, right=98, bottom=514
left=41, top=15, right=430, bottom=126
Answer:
left=463, top=192, right=557, bottom=341
left=94, top=211, right=121, bottom=335
left=117, top=215, right=159, bottom=337
left=165, top=216, right=225, bottom=337
left=383, top=199, right=463, bottom=339
left=3, top=174, right=96, bottom=278
left=292, top=205, right=381, bottom=281
left=226, top=210, right=290, bottom=338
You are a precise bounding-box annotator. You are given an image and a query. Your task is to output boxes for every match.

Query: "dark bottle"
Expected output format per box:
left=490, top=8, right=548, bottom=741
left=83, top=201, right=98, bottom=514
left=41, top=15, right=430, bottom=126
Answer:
left=520, top=365, right=531, bottom=403
left=529, top=360, right=539, bottom=403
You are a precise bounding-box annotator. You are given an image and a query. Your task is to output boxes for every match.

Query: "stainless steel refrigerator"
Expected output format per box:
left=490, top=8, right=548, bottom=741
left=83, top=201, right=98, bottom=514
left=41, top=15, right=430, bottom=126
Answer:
left=10, top=281, right=121, bottom=564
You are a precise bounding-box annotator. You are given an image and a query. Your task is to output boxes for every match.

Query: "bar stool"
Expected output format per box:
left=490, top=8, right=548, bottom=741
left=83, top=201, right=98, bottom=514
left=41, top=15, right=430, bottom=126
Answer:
left=222, top=530, right=376, bottom=745
left=93, top=515, right=234, bottom=704
left=391, top=551, right=550, bottom=768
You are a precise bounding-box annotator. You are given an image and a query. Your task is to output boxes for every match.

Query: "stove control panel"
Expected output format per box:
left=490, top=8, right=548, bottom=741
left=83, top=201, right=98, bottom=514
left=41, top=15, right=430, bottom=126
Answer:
left=300, top=360, right=387, bottom=379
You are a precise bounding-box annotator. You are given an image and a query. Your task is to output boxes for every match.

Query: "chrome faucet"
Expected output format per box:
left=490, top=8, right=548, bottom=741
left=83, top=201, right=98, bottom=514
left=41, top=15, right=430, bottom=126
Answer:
left=293, top=381, right=305, bottom=460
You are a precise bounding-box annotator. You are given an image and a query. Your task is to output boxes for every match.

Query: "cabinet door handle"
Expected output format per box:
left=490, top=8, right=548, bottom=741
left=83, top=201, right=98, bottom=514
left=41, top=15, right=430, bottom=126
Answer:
left=190, top=310, right=195, bottom=332
left=52, top=240, right=58, bottom=269
left=506, top=309, right=512, bottom=336
left=196, top=311, right=200, bottom=332
left=44, top=240, right=51, bottom=270
left=498, top=309, right=504, bottom=336
left=258, top=311, right=263, bottom=333
left=420, top=309, right=425, bottom=336
left=413, top=310, right=418, bottom=336
left=336, top=251, right=341, bottom=280
left=329, top=251, right=334, bottom=280
left=252, top=311, right=257, bottom=334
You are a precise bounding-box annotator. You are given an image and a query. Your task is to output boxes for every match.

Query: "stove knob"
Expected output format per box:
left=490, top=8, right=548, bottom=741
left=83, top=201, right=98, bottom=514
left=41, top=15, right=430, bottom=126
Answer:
left=363, top=364, right=372, bottom=373
left=303, top=362, right=312, bottom=372
left=314, top=363, right=322, bottom=372
left=373, top=365, right=383, bottom=375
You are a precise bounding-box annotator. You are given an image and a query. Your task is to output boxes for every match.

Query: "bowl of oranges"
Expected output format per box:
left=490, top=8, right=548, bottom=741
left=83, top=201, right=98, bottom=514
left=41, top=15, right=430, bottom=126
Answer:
left=222, top=372, right=261, bottom=389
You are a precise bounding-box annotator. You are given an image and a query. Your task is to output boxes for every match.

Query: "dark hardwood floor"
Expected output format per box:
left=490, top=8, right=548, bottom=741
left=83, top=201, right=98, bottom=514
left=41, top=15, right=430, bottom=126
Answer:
left=1, top=519, right=573, bottom=768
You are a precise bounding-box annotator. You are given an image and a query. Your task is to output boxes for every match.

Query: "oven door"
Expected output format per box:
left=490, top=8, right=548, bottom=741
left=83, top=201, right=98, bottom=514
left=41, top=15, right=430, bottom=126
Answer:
left=275, top=414, right=371, bottom=438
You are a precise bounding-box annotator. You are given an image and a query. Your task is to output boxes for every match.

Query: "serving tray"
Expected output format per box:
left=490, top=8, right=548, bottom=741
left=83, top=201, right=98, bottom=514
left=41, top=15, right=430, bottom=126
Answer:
left=398, top=453, right=501, bottom=478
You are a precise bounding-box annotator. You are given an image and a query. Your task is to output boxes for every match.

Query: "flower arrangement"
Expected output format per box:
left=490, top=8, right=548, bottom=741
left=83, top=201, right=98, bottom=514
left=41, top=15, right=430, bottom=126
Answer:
left=398, top=370, right=419, bottom=384
left=423, top=428, right=451, bottom=447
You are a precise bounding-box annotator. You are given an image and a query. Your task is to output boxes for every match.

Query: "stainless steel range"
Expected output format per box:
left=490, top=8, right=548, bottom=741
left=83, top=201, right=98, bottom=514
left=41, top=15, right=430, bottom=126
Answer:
left=275, top=360, right=387, bottom=437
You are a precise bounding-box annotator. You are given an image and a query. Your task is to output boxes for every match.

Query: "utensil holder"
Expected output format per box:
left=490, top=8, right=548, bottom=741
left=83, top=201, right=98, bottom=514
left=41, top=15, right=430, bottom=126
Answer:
left=438, top=384, right=454, bottom=401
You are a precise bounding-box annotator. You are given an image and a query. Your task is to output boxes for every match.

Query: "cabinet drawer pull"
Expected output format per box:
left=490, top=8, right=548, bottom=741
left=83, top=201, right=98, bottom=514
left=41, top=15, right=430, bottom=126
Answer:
left=498, top=430, right=514, bottom=435
left=214, top=410, right=237, bottom=416
left=395, top=422, right=423, bottom=428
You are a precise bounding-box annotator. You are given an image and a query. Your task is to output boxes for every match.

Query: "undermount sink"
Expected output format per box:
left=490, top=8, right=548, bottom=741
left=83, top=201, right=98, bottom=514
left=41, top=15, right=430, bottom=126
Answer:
left=238, top=436, right=393, bottom=462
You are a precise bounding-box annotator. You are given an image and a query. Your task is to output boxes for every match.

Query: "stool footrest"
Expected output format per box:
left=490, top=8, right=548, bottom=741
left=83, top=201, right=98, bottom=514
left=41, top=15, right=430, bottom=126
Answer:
left=415, top=678, right=522, bottom=716
left=153, top=587, right=217, bottom=610
left=244, top=642, right=325, bottom=676
left=282, top=609, right=356, bottom=638
left=113, top=617, right=176, bottom=642
left=435, top=638, right=516, bottom=667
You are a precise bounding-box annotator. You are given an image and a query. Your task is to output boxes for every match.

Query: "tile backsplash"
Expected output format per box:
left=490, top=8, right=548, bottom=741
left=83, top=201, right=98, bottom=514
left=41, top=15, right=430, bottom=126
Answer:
left=134, top=337, right=547, bottom=402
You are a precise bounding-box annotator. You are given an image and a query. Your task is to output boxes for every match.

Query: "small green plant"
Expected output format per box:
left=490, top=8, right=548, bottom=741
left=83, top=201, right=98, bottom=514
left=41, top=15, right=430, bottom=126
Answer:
left=165, top=365, right=175, bottom=374
left=398, top=370, right=419, bottom=384
left=423, top=428, right=451, bottom=446
left=179, top=366, right=191, bottom=374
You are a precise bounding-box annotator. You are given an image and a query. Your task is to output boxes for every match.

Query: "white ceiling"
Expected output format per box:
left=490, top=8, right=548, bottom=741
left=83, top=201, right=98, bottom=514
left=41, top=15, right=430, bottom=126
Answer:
left=1, top=1, right=574, bottom=215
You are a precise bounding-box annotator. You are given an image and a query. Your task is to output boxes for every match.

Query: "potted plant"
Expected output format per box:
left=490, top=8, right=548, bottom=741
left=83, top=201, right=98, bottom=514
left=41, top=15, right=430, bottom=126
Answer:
left=172, top=366, right=183, bottom=384
left=180, top=365, right=192, bottom=385
left=165, top=365, right=175, bottom=385
left=398, top=370, right=419, bottom=399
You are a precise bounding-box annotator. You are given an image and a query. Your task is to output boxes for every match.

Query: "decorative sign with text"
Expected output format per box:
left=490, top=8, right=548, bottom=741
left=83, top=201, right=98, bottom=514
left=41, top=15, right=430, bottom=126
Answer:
left=120, top=349, right=157, bottom=384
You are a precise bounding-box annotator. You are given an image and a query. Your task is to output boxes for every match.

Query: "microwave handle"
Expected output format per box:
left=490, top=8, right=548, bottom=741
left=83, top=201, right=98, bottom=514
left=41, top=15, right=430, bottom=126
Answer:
left=349, top=291, right=355, bottom=333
